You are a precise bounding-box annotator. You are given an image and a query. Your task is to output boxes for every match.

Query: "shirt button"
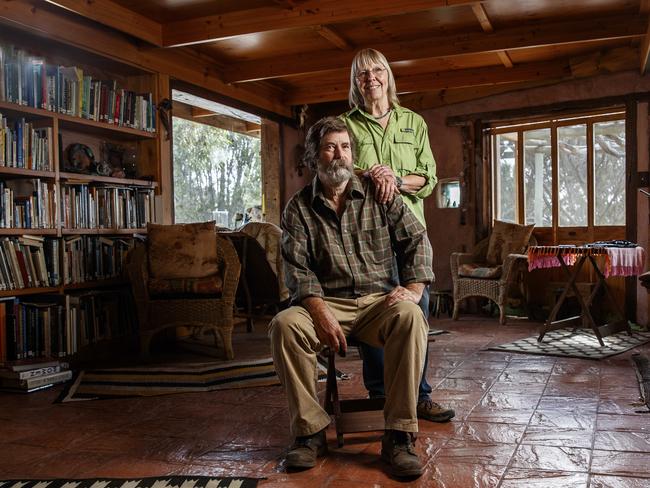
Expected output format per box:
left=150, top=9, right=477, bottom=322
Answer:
left=348, top=250, right=353, bottom=255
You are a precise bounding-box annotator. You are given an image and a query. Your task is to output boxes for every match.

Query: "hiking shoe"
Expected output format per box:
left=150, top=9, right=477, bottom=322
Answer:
left=381, top=430, right=423, bottom=478
left=417, top=398, right=455, bottom=423
left=285, top=429, right=327, bottom=470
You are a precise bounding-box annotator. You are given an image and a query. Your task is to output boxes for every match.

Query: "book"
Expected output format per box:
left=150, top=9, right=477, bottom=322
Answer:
left=0, top=368, right=71, bottom=389
left=0, top=363, right=63, bottom=379
left=1, top=359, right=62, bottom=372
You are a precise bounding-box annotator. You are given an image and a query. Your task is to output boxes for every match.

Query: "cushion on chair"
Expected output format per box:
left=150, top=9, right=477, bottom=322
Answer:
left=458, top=263, right=503, bottom=279
left=148, top=275, right=224, bottom=297
left=147, top=221, right=220, bottom=279
left=486, top=220, right=535, bottom=265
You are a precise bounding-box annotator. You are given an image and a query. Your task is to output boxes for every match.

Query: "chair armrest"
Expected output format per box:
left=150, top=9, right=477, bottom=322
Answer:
left=125, top=244, right=149, bottom=301
left=216, top=234, right=241, bottom=302
left=450, top=252, right=474, bottom=276
left=500, top=253, right=529, bottom=283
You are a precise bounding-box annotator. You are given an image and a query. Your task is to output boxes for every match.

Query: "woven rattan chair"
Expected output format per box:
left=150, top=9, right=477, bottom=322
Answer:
left=450, top=235, right=535, bottom=325
left=126, top=233, right=241, bottom=359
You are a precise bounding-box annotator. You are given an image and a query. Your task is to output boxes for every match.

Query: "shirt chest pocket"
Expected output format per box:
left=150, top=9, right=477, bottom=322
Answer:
left=392, top=131, right=418, bottom=173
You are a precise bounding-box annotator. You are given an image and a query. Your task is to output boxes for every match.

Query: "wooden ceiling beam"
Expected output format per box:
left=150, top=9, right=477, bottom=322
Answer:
left=161, top=0, right=477, bottom=47
left=0, top=0, right=291, bottom=117
left=471, top=2, right=513, bottom=69
left=641, top=16, right=650, bottom=74
left=175, top=102, right=261, bottom=138
left=312, top=25, right=353, bottom=50
left=224, top=14, right=646, bottom=83
left=285, top=60, right=570, bottom=105
left=43, top=0, right=162, bottom=46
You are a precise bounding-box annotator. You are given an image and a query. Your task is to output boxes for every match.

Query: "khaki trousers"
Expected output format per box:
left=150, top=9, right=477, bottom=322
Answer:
left=269, top=293, right=427, bottom=437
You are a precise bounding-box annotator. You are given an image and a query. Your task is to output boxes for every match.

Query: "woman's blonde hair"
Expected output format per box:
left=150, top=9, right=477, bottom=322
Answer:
left=348, top=48, right=400, bottom=109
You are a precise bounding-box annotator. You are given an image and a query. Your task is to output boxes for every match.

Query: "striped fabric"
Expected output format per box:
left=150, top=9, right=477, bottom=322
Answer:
left=0, top=477, right=259, bottom=488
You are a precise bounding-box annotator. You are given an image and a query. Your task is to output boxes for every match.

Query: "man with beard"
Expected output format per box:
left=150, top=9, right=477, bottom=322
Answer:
left=269, top=117, right=433, bottom=478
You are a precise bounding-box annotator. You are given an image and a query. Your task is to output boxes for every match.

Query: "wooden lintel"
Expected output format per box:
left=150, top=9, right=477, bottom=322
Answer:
left=285, top=60, right=570, bottom=105
left=44, top=0, right=162, bottom=46
left=161, top=0, right=476, bottom=47
left=642, top=0, right=650, bottom=14
left=0, top=0, right=292, bottom=117
left=224, top=14, right=646, bottom=83
left=191, top=107, right=218, bottom=118
left=312, top=25, right=353, bottom=51
left=174, top=102, right=260, bottom=138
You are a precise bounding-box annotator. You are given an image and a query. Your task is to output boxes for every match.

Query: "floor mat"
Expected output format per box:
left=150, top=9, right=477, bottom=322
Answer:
left=487, top=328, right=650, bottom=359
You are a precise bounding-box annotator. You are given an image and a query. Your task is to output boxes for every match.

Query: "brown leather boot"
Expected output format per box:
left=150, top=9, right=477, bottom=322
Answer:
left=285, top=429, right=327, bottom=470
left=381, top=430, right=423, bottom=478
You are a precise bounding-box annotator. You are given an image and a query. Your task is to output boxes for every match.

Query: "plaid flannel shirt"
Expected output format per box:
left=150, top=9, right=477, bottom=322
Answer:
left=281, top=174, right=434, bottom=304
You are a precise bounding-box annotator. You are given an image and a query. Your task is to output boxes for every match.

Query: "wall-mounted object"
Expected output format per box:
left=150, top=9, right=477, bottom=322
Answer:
left=436, top=178, right=461, bottom=209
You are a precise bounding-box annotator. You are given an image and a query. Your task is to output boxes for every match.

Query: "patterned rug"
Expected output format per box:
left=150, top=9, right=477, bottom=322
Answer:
left=57, top=357, right=345, bottom=403
left=0, top=477, right=260, bottom=488
left=488, top=328, right=650, bottom=359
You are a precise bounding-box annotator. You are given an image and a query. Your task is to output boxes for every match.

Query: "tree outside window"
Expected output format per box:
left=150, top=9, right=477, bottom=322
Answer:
left=491, top=112, right=625, bottom=230
left=172, top=117, right=261, bottom=227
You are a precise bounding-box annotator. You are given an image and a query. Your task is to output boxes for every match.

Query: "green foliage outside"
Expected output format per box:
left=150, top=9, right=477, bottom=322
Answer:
left=172, top=117, right=261, bottom=227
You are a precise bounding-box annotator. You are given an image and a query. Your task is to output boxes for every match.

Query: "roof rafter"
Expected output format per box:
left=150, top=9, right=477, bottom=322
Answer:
left=43, top=0, right=162, bottom=46
left=224, top=14, right=646, bottom=83
left=471, top=2, right=512, bottom=68
left=285, top=59, right=571, bottom=105
left=161, top=0, right=477, bottom=47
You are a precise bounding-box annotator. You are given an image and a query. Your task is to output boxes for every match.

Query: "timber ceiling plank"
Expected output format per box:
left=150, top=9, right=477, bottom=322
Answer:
left=285, top=59, right=570, bottom=105
left=161, top=0, right=477, bottom=47
left=223, top=14, right=646, bottom=83
left=43, top=0, right=163, bottom=46
left=0, top=0, right=291, bottom=117
left=641, top=2, right=650, bottom=74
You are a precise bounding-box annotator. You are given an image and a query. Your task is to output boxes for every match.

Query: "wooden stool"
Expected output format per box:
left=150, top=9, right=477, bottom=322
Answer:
left=323, top=348, right=385, bottom=447
left=431, top=289, right=453, bottom=318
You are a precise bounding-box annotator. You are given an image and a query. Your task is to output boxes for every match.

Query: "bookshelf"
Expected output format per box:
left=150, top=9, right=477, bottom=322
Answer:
left=0, top=30, right=162, bottom=365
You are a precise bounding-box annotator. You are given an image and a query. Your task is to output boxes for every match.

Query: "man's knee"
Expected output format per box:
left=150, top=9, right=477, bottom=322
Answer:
left=388, top=301, right=428, bottom=335
left=269, top=306, right=313, bottom=344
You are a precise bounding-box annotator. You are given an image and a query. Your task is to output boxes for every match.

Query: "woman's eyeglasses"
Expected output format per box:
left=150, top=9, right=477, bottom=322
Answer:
left=356, top=67, right=386, bottom=80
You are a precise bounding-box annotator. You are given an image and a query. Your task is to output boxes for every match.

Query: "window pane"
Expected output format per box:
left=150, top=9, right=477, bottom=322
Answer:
left=594, top=120, right=625, bottom=225
left=523, top=128, right=552, bottom=227
left=172, top=117, right=262, bottom=227
left=558, top=124, right=587, bottom=227
left=494, top=132, right=517, bottom=223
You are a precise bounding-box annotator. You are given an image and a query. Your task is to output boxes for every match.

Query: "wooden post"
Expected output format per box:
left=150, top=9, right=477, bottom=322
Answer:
left=261, top=119, right=281, bottom=226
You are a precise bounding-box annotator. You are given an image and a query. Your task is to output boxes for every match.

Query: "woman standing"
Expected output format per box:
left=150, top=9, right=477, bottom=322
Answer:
left=341, top=48, right=454, bottom=423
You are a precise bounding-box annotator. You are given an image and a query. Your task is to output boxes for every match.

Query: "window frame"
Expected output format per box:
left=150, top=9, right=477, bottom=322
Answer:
left=487, top=109, right=626, bottom=242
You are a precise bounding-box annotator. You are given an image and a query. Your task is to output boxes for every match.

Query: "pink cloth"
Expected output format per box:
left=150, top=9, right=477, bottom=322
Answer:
left=527, top=246, right=646, bottom=278
left=604, top=246, right=646, bottom=277
left=528, top=254, right=577, bottom=272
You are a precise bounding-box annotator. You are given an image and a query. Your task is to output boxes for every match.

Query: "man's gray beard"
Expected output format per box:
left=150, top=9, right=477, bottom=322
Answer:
left=319, top=159, right=352, bottom=186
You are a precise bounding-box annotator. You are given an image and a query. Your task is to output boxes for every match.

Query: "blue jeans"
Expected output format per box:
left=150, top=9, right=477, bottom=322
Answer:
left=359, top=286, right=432, bottom=401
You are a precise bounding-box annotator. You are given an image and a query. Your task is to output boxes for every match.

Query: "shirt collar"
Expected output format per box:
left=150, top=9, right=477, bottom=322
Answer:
left=310, top=173, right=366, bottom=205
left=347, top=104, right=404, bottom=120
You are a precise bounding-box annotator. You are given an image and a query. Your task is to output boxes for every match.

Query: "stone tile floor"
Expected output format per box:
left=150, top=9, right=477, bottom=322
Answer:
left=0, top=315, right=649, bottom=487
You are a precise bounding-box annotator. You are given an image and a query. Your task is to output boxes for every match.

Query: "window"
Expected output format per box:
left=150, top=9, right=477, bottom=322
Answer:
left=489, top=111, right=626, bottom=229
left=172, top=90, right=262, bottom=228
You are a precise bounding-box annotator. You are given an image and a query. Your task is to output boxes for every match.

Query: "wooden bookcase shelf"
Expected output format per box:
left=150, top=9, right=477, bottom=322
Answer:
left=0, top=33, right=162, bottom=363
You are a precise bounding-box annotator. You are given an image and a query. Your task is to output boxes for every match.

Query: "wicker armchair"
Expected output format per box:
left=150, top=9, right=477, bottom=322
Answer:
left=125, top=233, right=241, bottom=359
left=450, top=235, right=534, bottom=325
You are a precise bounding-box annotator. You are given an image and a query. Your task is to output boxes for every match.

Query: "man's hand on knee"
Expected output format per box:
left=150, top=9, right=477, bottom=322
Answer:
left=302, top=297, right=348, bottom=355
left=385, top=283, right=425, bottom=308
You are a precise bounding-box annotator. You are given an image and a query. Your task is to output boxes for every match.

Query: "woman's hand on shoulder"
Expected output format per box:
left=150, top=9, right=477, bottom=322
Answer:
left=367, top=164, right=399, bottom=204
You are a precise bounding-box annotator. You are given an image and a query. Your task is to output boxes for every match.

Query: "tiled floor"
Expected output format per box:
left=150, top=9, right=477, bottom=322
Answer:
left=1, top=316, right=649, bottom=487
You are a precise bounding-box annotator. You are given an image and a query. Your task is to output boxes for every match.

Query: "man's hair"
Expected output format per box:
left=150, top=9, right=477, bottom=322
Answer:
left=303, top=117, right=356, bottom=171
left=348, top=48, right=400, bottom=109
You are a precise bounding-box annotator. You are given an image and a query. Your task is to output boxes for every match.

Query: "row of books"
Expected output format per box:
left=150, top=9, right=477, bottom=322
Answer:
left=61, top=185, right=154, bottom=230
left=0, top=44, right=156, bottom=132
left=0, top=115, right=53, bottom=170
left=62, top=235, right=133, bottom=285
left=0, top=289, right=136, bottom=362
left=0, top=359, right=71, bottom=393
left=0, top=179, right=57, bottom=229
left=0, top=235, right=58, bottom=290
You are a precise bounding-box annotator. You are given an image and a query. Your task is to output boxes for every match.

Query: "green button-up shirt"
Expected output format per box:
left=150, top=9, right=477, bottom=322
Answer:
left=281, top=174, right=434, bottom=304
left=342, top=105, right=437, bottom=227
